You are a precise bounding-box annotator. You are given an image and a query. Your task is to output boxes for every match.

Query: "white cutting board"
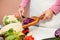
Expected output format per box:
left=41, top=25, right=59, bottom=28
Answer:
left=29, top=26, right=57, bottom=40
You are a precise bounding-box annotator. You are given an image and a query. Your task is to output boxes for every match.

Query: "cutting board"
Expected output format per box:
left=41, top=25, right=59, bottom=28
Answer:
left=29, top=26, right=57, bottom=40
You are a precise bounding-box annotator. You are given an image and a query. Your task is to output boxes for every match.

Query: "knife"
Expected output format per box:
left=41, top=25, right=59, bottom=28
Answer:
left=42, top=37, right=56, bottom=40
left=23, top=14, right=45, bottom=28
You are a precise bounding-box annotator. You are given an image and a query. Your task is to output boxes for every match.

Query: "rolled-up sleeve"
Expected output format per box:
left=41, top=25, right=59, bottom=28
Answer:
left=50, top=0, right=60, bottom=14
left=20, top=0, right=30, bottom=8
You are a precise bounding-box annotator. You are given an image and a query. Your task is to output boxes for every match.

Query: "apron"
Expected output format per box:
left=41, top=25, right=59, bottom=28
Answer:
left=30, top=0, right=60, bottom=28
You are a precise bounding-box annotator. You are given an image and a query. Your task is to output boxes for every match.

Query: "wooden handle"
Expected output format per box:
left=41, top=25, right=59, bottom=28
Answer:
left=22, top=16, right=25, bottom=18
left=39, top=14, right=45, bottom=20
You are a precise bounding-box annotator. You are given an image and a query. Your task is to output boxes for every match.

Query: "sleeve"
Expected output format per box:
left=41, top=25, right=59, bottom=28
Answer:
left=20, top=0, right=30, bottom=8
left=50, top=0, right=60, bottom=14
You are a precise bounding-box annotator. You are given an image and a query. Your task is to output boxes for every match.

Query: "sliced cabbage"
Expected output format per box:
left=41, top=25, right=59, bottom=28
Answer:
left=0, top=23, right=23, bottom=34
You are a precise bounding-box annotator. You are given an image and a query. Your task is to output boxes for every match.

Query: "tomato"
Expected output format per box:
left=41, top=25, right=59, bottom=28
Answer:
left=24, top=36, right=34, bottom=40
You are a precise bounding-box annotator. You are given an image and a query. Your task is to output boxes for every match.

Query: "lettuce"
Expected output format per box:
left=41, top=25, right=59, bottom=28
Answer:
left=3, top=28, right=25, bottom=40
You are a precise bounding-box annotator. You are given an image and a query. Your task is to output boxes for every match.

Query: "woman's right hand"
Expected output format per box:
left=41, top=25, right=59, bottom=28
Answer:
left=40, top=9, right=54, bottom=20
left=15, top=7, right=24, bottom=18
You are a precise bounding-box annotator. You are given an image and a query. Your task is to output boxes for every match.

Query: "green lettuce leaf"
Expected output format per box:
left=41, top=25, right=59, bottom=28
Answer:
left=3, top=28, right=24, bottom=40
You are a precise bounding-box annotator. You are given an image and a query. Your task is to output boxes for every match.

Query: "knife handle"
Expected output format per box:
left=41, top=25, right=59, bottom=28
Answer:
left=22, top=16, right=25, bottom=18
left=39, top=14, right=45, bottom=20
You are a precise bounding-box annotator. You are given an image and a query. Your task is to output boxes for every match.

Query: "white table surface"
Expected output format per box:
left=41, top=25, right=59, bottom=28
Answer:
left=29, top=26, right=57, bottom=40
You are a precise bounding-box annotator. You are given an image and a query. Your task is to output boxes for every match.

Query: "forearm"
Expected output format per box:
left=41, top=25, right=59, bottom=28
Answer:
left=20, top=0, right=30, bottom=8
left=50, top=0, right=60, bottom=14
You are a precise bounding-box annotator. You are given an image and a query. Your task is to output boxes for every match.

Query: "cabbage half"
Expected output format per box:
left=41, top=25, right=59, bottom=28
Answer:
left=3, top=15, right=22, bottom=25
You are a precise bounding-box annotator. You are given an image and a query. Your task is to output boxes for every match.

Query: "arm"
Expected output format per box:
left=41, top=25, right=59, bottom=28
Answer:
left=50, top=0, right=60, bottom=14
left=20, top=0, right=30, bottom=8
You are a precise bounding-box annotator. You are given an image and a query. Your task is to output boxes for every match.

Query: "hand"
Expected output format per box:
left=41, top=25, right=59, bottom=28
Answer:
left=41, top=9, right=54, bottom=20
left=15, top=7, right=24, bottom=18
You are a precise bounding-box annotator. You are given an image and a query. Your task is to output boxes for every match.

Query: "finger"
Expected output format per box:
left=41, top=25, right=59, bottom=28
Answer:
left=18, top=10, right=22, bottom=18
left=21, top=10, right=24, bottom=16
left=20, top=14, right=22, bottom=18
left=43, top=16, right=47, bottom=20
left=18, top=12, right=22, bottom=18
left=44, top=16, right=52, bottom=20
left=48, top=16, right=53, bottom=20
left=39, top=12, right=45, bottom=19
left=40, top=12, right=45, bottom=20
left=20, top=10, right=24, bottom=18
left=42, top=14, right=49, bottom=20
left=19, top=10, right=24, bottom=18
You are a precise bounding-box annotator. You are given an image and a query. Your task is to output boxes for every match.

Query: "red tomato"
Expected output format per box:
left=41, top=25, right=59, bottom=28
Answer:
left=24, top=36, right=34, bottom=40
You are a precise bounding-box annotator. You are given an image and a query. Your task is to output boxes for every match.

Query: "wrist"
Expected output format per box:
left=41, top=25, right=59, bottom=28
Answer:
left=49, top=8, right=57, bottom=15
left=49, top=8, right=55, bottom=15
